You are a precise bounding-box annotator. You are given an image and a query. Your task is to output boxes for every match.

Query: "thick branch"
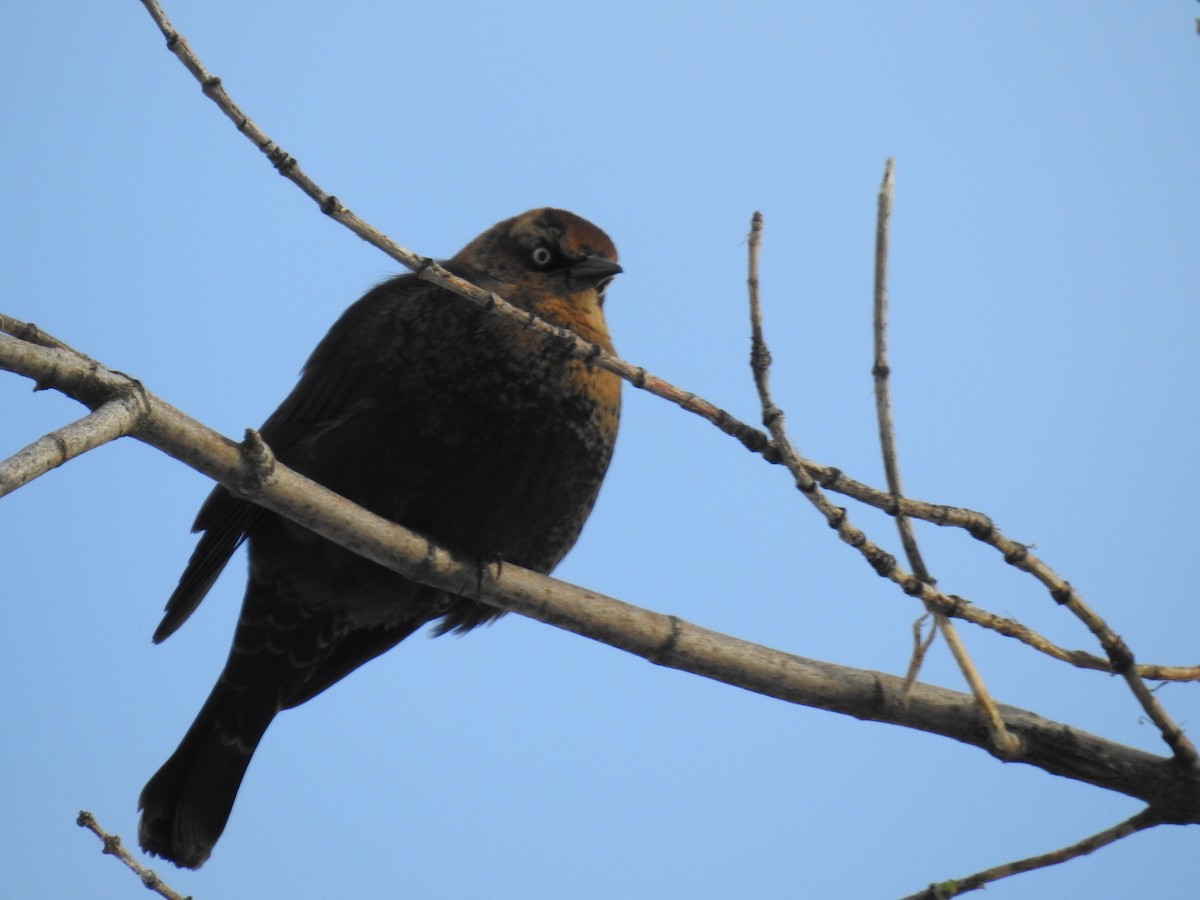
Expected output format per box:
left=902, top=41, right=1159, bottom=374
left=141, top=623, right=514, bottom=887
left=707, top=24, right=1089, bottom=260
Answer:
left=4, top=318, right=1194, bottom=683
left=2, top=327, right=1196, bottom=822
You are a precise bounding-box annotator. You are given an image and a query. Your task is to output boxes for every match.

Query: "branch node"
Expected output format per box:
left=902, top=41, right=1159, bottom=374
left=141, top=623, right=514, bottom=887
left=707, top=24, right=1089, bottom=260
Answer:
left=966, top=515, right=996, bottom=541
left=1050, top=584, right=1074, bottom=606
left=581, top=341, right=603, bottom=366
left=992, top=729, right=1025, bottom=760
left=650, top=615, right=683, bottom=664
left=750, top=343, right=772, bottom=371
left=815, top=465, right=841, bottom=487
left=321, top=194, right=343, bottom=217
left=869, top=548, right=897, bottom=577
left=235, top=428, right=276, bottom=496
left=1003, top=543, right=1030, bottom=565
left=266, top=145, right=295, bottom=174
left=1106, top=642, right=1135, bottom=676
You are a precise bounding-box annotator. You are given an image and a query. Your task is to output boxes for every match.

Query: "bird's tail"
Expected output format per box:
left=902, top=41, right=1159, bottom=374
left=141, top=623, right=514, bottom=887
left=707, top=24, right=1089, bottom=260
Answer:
left=138, top=681, right=275, bottom=869
left=139, top=567, right=437, bottom=868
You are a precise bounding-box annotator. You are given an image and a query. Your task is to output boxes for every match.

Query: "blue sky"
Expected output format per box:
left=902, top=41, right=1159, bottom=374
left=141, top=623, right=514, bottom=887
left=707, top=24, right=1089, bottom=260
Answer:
left=2, top=3, right=1198, bottom=897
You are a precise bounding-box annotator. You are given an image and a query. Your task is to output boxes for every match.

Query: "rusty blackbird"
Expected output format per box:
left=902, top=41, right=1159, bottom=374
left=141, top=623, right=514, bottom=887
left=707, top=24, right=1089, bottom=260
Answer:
left=138, top=208, right=621, bottom=867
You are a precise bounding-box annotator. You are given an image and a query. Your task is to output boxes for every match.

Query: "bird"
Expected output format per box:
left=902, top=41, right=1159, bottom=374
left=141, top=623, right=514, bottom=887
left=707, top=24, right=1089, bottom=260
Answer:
left=137, top=208, right=622, bottom=868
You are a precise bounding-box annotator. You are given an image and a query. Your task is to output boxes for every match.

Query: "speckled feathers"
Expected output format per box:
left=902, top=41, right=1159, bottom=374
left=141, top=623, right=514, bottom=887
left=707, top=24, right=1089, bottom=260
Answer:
left=138, top=209, right=622, bottom=868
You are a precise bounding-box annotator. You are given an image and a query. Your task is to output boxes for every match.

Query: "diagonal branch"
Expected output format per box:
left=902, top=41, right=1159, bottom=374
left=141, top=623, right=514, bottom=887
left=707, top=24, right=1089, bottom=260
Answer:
left=901, top=807, right=1164, bottom=899
left=749, top=213, right=1200, bottom=761
left=76, top=812, right=187, bottom=900
left=129, top=2, right=1178, bottom=685
left=135, top=0, right=769, bottom=461
left=0, top=398, right=143, bottom=498
left=863, top=162, right=1193, bottom=761
left=4, top=339, right=1198, bottom=688
left=1, top=324, right=1196, bottom=821
left=7, top=309, right=1186, bottom=684
left=747, top=208, right=1020, bottom=755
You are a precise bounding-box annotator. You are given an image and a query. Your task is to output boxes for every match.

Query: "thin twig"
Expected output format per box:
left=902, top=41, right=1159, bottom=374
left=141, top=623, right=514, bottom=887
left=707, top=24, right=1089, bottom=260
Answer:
left=870, top=160, right=1019, bottom=755
left=901, top=614, right=938, bottom=693
left=1046, top=580, right=1198, bottom=761
left=900, top=808, right=1163, bottom=899
left=0, top=399, right=143, bottom=498
left=135, top=0, right=772, bottom=459
left=872, top=159, right=931, bottom=583
left=76, top=811, right=190, bottom=900
left=746, top=213, right=1022, bottom=755
left=0, top=313, right=70, bottom=351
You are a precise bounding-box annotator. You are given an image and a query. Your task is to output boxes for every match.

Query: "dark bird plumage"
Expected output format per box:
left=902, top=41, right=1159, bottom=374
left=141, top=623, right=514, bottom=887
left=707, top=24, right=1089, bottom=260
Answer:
left=138, top=208, right=621, bottom=868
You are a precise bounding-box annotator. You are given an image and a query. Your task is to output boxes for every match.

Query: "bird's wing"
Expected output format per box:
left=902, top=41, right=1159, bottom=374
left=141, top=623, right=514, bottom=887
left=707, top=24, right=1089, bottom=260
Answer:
left=152, top=274, right=430, bottom=643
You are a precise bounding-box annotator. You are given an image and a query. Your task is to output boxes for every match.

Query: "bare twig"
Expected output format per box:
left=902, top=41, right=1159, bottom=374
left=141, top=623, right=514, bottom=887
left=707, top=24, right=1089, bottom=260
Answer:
left=135, top=0, right=771, bottom=460
left=871, top=159, right=931, bottom=584
left=3, top=328, right=1195, bottom=818
left=76, top=811, right=189, bottom=900
left=747, top=215, right=1026, bottom=756
left=0, top=313, right=71, bottom=351
left=1047, top=582, right=1198, bottom=762
left=901, top=808, right=1163, bottom=899
left=901, top=614, right=938, bottom=693
left=0, top=399, right=142, bottom=498
left=869, top=160, right=1019, bottom=755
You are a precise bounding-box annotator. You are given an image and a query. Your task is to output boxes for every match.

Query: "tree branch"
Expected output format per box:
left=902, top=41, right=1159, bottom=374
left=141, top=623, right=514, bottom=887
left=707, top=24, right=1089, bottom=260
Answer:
left=902, top=808, right=1164, bottom=899
left=0, top=399, right=142, bottom=498
left=868, top=161, right=1018, bottom=755
left=76, top=811, right=188, bottom=900
left=2, top=324, right=1196, bottom=822
left=127, top=2, right=1174, bottom=687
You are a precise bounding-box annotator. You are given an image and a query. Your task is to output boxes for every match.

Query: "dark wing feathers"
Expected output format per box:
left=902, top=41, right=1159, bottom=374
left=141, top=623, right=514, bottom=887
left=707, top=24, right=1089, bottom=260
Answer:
left=152, top=489, right=262, bottom=643
left=152, top=275, right=425, bottom=643
left=279, top=619, right=427, bottom=710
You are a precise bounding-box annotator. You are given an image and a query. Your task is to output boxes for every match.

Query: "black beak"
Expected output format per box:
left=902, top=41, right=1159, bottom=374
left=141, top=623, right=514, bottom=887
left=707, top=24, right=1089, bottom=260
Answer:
left=569, top=255, right=623, bottom=285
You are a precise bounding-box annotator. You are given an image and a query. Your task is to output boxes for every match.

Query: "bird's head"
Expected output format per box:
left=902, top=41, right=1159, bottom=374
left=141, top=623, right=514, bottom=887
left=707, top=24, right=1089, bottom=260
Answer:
left=451, top=208, right=622, bottom=308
